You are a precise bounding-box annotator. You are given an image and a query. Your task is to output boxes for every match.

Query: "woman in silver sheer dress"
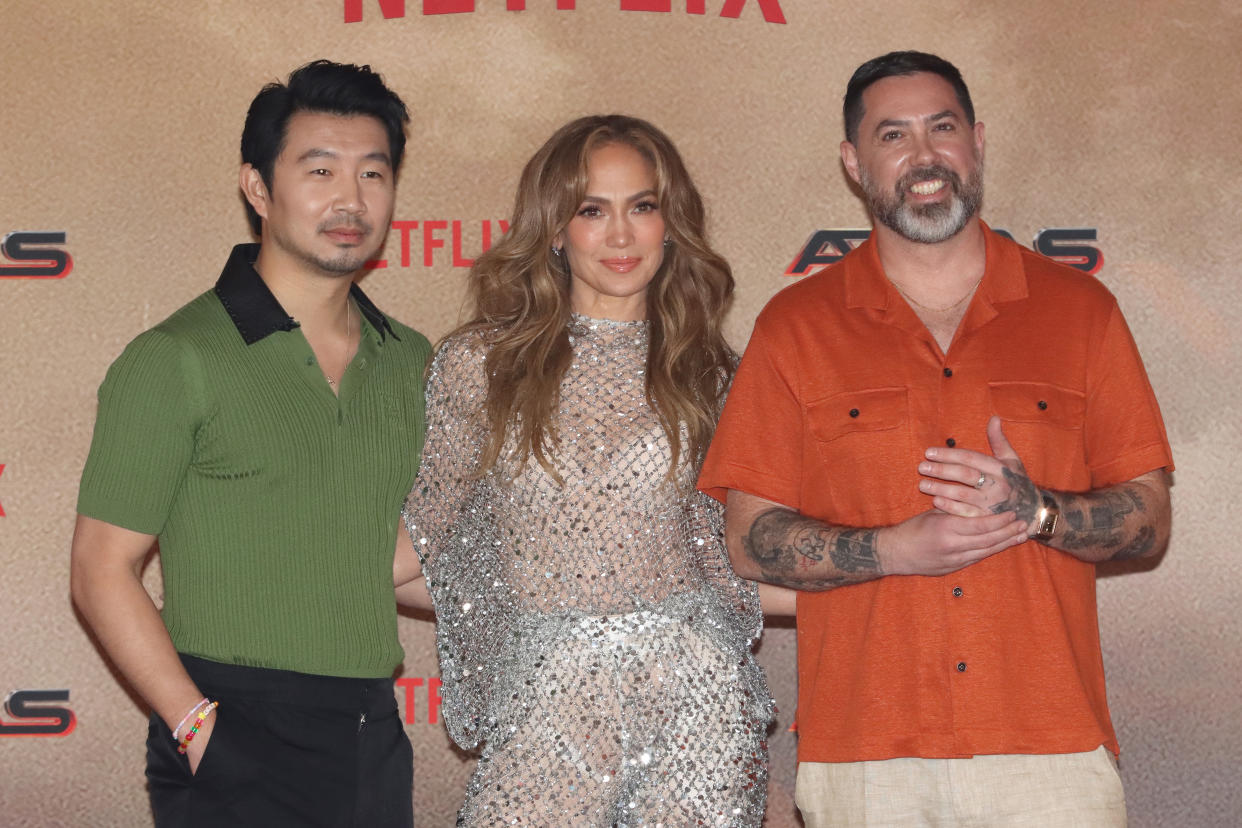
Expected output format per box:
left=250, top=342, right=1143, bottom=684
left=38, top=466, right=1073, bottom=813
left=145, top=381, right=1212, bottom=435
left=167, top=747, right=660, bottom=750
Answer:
left=399, top=115, right=775, bottom=826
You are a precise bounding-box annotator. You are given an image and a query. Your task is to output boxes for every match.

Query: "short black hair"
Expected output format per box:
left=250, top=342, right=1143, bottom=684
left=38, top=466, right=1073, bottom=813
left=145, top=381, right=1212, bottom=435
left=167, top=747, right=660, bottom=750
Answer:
left=843, top=51, right=974, bottom=145
left=240, top=60, right=409, bottom=235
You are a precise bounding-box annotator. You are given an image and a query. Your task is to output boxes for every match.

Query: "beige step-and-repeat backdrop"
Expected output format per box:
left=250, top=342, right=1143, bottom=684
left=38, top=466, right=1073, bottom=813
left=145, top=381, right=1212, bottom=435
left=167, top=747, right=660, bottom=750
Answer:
left=2, top=1, right=1238, bottom=825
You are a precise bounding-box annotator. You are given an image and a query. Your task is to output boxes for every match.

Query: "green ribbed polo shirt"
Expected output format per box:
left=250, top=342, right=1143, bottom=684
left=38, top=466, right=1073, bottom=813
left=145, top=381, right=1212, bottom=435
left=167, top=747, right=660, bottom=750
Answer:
left=78, top=244, right=430, bottom=678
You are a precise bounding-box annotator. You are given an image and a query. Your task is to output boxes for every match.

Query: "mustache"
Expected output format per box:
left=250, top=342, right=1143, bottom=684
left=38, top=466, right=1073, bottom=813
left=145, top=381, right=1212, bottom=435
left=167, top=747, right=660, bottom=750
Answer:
left=318, top=217, right=372, bottom=235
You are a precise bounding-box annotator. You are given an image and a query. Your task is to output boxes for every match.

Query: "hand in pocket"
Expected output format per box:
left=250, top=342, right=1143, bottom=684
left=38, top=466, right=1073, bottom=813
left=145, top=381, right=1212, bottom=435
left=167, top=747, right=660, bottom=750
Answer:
left=185, top=708, right=218, bottom=775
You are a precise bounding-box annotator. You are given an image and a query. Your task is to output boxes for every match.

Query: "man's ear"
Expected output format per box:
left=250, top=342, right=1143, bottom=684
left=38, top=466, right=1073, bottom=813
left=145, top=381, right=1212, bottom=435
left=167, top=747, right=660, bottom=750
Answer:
left=840, top=141, right=862, bottom=186
left=239, top=164, right=270, bottom=221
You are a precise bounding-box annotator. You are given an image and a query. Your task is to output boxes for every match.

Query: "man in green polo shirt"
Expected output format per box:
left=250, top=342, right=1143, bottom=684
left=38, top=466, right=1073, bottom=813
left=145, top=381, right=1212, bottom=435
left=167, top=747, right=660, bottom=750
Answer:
left=70, top=60, right=429, bottom=827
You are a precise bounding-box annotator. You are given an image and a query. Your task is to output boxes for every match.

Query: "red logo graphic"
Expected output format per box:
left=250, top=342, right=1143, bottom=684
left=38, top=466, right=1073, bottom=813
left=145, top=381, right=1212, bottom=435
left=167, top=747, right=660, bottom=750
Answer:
left=345, top=0, right=786, bottom=24
left=1, top=232, right=73, bottom=279
left=366, top=219, right=509, bottom=270
left=786, top=227, right=1103, bottom=278
left=395, top=677, right=443, bottom=724
left=0, top=690, right=76, bottom=737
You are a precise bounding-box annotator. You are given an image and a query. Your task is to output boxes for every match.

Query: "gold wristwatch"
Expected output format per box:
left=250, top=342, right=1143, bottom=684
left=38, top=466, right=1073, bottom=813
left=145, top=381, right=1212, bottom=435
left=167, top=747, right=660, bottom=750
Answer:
left=1032, top=494, right=1060, bottom=543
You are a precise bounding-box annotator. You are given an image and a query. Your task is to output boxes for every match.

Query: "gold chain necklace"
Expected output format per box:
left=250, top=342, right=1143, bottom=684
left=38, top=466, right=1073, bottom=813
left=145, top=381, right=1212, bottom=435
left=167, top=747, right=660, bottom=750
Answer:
left=324, top=306, right=352, bottom=389
left=892, top=275, right=983, bottom=314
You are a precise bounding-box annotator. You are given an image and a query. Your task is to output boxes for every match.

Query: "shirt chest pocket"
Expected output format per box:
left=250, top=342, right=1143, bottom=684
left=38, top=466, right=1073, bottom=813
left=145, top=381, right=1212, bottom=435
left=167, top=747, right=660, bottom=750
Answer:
left=988, top=381, right=1088, bottom=487
left=807, top=387, right=909, bottom=441
left=805, top=387, right=912, bottom=523
left=988, top=382, right=1085, bottom=428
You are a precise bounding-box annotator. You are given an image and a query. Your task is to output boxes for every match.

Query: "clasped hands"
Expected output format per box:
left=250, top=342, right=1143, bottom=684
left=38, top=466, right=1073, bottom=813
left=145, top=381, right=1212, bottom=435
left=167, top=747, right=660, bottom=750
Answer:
left=879, top=416, right=1041, bottom=577
left=919, top=415, right=1042, bottom=526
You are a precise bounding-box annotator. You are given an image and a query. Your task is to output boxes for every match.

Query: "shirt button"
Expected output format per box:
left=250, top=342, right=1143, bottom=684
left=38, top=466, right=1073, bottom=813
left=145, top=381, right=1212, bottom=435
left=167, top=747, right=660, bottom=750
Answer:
left=849, top=408, right=860, bottom=418
left=952, top=587, right=963, bottom=597
left=956, top=662, right=967, bottom=672
left=945, top=437, right=956, bottom=448
left=943, top=367, right=953, bottom=378
left=1038, top=400, right=1048, bottom=410
left=305, top=357, right=315, bottom=366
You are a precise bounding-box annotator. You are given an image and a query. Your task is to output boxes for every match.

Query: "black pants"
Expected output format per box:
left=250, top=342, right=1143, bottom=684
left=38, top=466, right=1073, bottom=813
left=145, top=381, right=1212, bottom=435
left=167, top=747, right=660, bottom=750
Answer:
left=147, top=655, right=414, bottom=828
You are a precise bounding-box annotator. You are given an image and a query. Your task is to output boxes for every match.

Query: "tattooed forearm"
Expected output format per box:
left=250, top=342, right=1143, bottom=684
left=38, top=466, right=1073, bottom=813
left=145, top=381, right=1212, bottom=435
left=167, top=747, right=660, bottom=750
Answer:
left=984, top=463, right=1163, bottom=563
left=1112, top=525, right=1156, bottom=560
left=832, top=529, right=882, bottom=573
left=1059, top=489, right=1144, bottom=551
left=1045, top=483, right=1164, bottom=562
left=743, top=508, right=882, bottom=591
left=742, top=509, right=824, bottom=573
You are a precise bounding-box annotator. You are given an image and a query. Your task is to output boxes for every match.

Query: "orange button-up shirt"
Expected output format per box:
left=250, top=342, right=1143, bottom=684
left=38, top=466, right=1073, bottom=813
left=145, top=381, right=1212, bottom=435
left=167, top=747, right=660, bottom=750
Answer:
left=699, top=224, right=1173, bottom=762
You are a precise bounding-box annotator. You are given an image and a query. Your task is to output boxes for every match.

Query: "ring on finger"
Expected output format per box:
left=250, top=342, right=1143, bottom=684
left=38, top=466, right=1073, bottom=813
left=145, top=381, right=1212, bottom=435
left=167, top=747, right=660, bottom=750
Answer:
left=974, top=472, right=987, bottom=489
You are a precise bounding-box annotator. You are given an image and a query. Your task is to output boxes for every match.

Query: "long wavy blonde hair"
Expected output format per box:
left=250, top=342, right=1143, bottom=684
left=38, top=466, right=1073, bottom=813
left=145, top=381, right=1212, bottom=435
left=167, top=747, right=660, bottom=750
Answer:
left=455, top=114, right=735, bottom=484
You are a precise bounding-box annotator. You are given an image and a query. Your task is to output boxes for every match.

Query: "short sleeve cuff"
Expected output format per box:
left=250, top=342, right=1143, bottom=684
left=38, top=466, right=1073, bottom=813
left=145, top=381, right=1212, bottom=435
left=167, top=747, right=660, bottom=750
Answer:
left=697, top=461, right=801, bottom=511
left=1090, top=443, right=1175, bottom=490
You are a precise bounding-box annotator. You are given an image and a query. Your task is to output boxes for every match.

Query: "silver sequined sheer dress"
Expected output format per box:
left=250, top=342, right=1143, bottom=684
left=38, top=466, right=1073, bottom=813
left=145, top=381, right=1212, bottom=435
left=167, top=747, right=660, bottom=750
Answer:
left=404, top=314, right=773, bottom=827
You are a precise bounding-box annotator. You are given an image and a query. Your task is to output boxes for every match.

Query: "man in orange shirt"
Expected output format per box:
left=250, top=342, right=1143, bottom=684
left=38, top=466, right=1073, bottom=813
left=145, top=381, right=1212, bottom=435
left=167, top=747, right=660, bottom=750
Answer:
left=699, top=51, right=1173, bottom=826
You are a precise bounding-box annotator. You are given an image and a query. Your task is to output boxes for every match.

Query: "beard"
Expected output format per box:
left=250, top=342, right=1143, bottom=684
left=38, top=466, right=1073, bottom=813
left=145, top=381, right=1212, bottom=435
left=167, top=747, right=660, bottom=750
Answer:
left=861, top=160, right=984, bottom=244
left=271, top=217, right=377, bottom=277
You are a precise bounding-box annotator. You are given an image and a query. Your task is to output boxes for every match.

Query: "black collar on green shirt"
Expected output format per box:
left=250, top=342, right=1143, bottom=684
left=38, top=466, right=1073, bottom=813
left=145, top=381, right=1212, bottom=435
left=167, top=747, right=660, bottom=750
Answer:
left=213, top=243, right=399, bottom=346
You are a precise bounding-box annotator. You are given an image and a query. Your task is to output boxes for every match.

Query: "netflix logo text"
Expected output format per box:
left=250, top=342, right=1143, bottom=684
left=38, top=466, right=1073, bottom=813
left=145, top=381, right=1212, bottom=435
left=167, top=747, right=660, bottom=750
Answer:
left=369, top=219, right=509, bottom=270
left=345, top=0, right=786, bottom=24
left=395, top=677, right=443, bottom=724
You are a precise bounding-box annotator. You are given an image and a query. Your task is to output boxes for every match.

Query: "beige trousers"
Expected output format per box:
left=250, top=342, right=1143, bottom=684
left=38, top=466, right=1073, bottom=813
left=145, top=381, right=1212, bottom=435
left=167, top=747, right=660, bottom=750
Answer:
left=796, top=747, right=1127, bottom=827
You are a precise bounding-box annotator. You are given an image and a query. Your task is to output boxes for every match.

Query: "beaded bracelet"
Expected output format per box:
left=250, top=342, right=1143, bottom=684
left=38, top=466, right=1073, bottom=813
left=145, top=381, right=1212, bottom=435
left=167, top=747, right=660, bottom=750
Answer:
left=171, top=698, right=210, bottom=743
left=177, top=701, right=218, bottom=754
